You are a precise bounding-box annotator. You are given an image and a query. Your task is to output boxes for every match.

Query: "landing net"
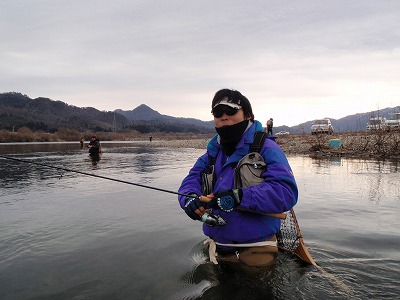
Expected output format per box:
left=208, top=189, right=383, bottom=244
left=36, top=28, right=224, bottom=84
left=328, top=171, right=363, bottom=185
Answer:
left=276, top=209, right=317, bottom=266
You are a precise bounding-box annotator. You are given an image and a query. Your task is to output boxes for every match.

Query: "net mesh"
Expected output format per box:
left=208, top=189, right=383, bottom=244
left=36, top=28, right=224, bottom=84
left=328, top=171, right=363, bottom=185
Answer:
left=276, top=209, right=301, bottom=252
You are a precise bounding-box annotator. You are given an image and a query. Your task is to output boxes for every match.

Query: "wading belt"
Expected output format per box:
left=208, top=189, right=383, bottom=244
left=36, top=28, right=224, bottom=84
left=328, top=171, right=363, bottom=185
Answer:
left=204, top=238, right=277, bottom=265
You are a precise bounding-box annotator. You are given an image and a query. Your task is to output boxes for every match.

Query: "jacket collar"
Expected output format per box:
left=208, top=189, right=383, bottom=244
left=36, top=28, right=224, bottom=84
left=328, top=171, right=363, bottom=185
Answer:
left=207, top=120, right=263, bottom=166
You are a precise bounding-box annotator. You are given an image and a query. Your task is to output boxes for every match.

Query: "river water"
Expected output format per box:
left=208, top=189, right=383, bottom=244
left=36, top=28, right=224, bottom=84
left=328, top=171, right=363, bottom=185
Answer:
left=0, top=142, right=399, bottom=300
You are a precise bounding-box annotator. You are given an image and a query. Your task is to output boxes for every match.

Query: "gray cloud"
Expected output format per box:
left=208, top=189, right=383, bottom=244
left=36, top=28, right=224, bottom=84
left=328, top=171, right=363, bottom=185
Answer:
left=1, top=0, right=399, bottom=126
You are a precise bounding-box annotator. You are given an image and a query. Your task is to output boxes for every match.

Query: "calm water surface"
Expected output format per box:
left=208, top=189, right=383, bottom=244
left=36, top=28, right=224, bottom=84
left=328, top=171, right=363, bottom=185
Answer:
left=0, top=142, right=399, bottom=300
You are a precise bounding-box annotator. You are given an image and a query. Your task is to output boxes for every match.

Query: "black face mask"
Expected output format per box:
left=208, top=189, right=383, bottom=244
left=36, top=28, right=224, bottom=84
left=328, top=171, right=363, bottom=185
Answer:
left=215, top=120, right=249, bottom=156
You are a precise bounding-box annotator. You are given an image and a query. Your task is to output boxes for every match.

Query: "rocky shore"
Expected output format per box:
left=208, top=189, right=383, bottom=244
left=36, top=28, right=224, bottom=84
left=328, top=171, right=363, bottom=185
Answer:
left=143, top=138, right=211, bottom=150
left=141, top=131, right=400, bottom=159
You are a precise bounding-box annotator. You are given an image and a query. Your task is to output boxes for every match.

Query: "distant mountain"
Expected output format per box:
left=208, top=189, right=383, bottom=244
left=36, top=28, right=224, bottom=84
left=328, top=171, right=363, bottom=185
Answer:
left=115, top=104, right=214, bottom=129
left=274, top=107, right=400, bottom=134
left=115, top=104, right=164, bottom=121
left=1, top=92, right=399, bottom=134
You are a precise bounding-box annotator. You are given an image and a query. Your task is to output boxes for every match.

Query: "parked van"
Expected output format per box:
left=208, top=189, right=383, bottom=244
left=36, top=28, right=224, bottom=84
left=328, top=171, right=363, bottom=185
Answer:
left=311, top=119, right=334, bottom=135
left=366, top=117, right=387, bottom=131
left=385, top=113, right=400, bottom=129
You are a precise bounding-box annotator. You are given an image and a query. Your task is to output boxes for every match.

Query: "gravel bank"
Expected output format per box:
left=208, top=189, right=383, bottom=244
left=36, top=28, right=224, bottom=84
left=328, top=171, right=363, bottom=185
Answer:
left=138, top=131, right=400, bottom=159
left=134, top=138, right=210, bottom=149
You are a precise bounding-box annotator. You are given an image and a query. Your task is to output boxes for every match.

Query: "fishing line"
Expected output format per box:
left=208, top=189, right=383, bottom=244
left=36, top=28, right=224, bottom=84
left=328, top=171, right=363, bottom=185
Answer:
left=0, top=154, right=196, bottom=199
left=0, top=154, right=284, bottom=225
left=1, top=155, right=226, bottom=227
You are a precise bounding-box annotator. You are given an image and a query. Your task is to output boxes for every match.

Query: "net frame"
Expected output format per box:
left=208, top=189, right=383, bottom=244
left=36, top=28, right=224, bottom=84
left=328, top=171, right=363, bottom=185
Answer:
left=276, top=209, right=317, bottom=266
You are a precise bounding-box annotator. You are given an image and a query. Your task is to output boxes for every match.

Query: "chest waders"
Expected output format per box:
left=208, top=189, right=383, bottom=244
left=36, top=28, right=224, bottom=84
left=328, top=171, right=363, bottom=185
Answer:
left=201, top=132, right=279, bottom=267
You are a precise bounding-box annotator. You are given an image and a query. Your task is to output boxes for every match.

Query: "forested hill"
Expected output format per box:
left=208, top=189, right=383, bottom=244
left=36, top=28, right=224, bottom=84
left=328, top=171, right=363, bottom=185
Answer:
left=0, top=92, right=128, bottom=133
left=0, top=92, right=214, bottom=134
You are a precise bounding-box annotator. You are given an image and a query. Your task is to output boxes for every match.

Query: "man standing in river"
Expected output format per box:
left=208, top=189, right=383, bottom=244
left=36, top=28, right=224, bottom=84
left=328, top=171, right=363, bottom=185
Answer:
left=178, top=89, right=297, bottom=268
left=87, top=135, right=101, bottom=156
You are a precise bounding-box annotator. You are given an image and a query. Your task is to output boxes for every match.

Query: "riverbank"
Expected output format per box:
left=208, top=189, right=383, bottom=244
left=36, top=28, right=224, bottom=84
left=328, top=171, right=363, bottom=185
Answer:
left=141, top=131, right=400, bottom=159
left=1, top=129, right=399, bottom=159
left=278, top=131, right=400, bottom=159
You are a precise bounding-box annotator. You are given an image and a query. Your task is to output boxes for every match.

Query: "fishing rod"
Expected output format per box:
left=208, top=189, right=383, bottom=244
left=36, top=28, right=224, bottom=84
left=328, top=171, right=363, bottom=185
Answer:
left=3, top=155, right=340, bottom=281
left=0, top=154, right=286, bottom=221
left=0, top=158, right=351, bottom=291
left=0, top=154, right=226, bottom=226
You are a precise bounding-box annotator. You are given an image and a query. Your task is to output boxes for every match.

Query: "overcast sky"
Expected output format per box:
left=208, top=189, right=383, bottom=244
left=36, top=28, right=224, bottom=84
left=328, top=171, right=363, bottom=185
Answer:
left=1, top=0, right=399, bottom=127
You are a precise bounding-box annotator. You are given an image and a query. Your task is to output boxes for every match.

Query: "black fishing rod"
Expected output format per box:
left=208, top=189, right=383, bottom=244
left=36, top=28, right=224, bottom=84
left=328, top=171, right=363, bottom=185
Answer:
left=0, top=154, right=226, bottom=226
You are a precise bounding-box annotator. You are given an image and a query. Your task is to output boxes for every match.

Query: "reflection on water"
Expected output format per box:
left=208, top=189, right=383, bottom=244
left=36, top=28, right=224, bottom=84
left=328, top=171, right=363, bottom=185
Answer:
left=0, top=143, right=399, bottom=299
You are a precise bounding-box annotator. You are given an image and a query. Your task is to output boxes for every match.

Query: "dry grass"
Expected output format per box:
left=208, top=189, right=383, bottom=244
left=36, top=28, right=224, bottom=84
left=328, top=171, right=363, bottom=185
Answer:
left=276, top=131, right=400, bottom=159
left=0, top=128, right=213, bottom=143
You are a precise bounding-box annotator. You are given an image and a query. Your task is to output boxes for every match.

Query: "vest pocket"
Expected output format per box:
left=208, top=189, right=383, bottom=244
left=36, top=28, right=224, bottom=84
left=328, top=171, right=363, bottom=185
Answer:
left=234, top=152, right=266, bottom=189
left=201, top=164, right=215, bottom=195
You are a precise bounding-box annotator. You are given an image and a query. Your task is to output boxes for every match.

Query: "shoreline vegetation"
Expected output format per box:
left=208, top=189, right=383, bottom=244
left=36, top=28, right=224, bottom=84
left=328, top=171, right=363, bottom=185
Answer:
left=0, top=127, right=399, bottom=159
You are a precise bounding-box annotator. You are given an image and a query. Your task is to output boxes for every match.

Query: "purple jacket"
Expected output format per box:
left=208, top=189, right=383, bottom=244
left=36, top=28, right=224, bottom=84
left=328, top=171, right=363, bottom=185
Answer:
left=178, top=120, right=298, bottom=245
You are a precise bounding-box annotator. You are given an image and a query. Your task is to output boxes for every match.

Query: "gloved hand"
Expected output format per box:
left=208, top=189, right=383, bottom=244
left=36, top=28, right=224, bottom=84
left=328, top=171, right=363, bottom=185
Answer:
left=184, top=194, right=205, bottom=220
left=206, top=189, right=242, bottom=212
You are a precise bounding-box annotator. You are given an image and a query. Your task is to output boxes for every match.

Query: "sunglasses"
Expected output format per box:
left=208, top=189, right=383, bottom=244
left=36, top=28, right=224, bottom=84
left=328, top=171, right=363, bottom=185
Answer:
left=212, top=105, right=240, bottom=118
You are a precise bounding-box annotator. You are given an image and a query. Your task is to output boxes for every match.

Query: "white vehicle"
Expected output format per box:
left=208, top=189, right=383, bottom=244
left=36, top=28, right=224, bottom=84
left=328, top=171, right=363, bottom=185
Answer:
left=275, top=131, right=290, bottom=136
left=311, top=119, right=334, bottom=135
left=385, top=113, right=400, bottom=129
left=366, top=117, right=387, bottom=131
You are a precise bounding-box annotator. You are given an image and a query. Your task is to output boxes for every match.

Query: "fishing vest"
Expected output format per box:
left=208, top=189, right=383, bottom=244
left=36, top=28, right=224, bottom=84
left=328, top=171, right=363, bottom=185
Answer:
left=201, top=131, right=268, bottom=195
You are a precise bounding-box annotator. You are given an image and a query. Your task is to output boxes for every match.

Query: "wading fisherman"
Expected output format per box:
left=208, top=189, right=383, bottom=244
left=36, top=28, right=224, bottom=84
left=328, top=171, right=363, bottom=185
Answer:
left=80, top=137, right=84, bottom=149
left=178, top=89, right=298, bottom=268
left=87, top=135, right=101, bottom=156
